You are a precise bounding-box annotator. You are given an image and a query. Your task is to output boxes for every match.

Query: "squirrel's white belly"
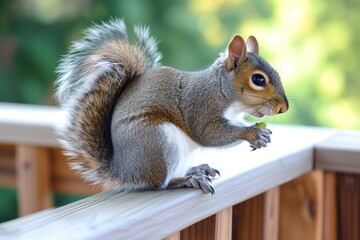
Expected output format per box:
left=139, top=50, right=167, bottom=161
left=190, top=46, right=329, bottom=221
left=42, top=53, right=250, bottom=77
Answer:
left=160, top=122, right=199, bottom=186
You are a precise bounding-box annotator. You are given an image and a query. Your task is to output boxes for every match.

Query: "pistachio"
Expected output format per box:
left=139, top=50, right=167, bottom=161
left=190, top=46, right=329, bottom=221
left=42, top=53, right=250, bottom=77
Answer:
left=255, top=122, right=267, bottom=129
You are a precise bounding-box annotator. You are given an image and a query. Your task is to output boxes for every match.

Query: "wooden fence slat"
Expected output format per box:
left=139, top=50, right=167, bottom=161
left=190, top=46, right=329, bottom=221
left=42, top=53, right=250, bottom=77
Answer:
left=279, top=170, right=324, bottom=240
left=0, top=144, right=16, bottom=187
left=165, top=231, right=180, bottom=240
left=0, top=145, right=99, bottom=195
left=264, top=187, right=279, bottom=240
left=16, top=145, right=52, bottom=216
left=323, top=172, right=337, bottom=240
left=337, top=173, right=360, bottom=240
left=180, top=215, right=215, bottom=240
left=232, top=193, right=265, bottom=240
left=215, top=206, right=232, bottom=240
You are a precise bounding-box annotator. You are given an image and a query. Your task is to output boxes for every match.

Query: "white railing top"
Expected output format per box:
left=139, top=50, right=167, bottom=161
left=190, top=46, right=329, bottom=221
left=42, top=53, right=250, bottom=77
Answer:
left=0, top=103, right=64, bottom=146
left=0, top=115, right=332, bottom=239
left=315, top=130, right=360, bottom=174
left=0, top=103, right=359, bottom=239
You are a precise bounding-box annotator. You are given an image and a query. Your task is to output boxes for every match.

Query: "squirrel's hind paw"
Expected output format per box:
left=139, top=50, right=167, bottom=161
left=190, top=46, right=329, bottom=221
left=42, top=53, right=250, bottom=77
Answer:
left=167, top=173, right=215, bottom=195
left=186, top=164, right=220, bottom=177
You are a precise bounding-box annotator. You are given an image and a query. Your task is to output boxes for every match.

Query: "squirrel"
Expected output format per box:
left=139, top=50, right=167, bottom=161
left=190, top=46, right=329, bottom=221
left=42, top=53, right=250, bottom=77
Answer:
left=55, top=19, right=288, bottom=194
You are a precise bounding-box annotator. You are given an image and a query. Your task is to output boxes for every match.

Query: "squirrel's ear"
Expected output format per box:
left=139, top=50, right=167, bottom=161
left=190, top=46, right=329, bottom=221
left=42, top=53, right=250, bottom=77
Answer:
left=227, top=35, right=247, bottom=71
left=246, top=36, right=259, bottom=54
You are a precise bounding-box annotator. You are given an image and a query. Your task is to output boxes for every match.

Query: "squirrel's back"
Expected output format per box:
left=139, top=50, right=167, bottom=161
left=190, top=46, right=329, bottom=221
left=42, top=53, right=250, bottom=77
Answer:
left=55, top=19, right=161, bottom=187
left=55, top=19, right=288, bottom=194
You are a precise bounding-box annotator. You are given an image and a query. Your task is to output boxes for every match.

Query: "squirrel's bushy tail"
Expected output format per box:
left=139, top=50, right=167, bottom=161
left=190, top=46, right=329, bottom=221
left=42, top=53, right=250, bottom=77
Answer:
left=55, top=19, right=161, bottom=186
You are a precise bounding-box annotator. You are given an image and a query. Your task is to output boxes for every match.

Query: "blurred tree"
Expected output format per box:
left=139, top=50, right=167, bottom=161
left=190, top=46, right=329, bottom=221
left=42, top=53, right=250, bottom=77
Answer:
left=0, top=0, right=359, bottom=129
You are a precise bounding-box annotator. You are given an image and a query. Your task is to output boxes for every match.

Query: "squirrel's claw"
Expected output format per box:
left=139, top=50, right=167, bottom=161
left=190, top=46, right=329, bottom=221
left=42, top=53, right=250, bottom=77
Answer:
left=248, top=126, right=272, bottom=151
left=186, top=164, right=220, bottom=178
left=167, top=171, right=216, bottom=195
left=189, top=173, right=215, bottom=195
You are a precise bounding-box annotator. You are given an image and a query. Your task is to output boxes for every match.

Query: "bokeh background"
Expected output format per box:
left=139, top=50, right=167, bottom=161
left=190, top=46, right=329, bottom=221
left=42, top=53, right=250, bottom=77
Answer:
left=0, top=0, right=359, bottom=222
left=1, top=0, right=360, bottom=129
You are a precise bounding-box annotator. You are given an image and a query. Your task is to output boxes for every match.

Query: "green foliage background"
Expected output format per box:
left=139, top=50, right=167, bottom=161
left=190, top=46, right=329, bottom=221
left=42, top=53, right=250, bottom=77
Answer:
left=1, top=0, right=359, bottom=129
left=0, top=0, right=359, bottom=223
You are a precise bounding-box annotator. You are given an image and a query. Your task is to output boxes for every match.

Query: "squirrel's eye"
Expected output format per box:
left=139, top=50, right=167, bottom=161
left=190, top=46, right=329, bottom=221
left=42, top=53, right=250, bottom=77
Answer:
left=251, top=73, right=266, bottom=87
left=249, top=71, right=269, bottom=91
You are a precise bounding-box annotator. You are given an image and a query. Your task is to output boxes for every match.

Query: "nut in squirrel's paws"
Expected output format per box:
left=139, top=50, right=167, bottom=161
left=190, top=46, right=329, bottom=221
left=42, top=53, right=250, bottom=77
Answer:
left=249, top=122, right=272, bottom=151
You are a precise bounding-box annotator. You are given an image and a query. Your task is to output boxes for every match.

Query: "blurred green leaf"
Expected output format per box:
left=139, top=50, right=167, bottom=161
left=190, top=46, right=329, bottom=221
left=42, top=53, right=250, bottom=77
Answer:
left=0, top=0, right=359, bottom=128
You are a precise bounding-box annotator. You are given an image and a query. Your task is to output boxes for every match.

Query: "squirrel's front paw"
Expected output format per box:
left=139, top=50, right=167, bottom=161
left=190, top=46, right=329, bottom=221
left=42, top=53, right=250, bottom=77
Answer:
left=246, top=125, right=272, bottom=150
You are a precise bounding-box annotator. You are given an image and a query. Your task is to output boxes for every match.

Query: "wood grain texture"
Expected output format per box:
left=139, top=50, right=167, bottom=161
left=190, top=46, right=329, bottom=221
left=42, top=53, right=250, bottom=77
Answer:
left=16, top=145, right=53, bottom=216
left=279, top=170, right=324, bottom=240
left=232, top=193, right=265, bottom=240
left=0, top=144, right=98, bottom=195
left=323, top=171, right=337, bottom=240
left=0, top=126, right=334, bottom=239
left=315, top=131, right=360, bottom=173
left=215, top=206, right=232, bottom=240
left=337, top=173, right=360, bottom=240
left=232, top=187, right=279, bottom=240
left=181, top=215, right=215, bottom=240
left=165, top=231, right=180, bottom=240
left=264, top=187, right=279, bottom=240
left=0, top=144, right=16, bottom=187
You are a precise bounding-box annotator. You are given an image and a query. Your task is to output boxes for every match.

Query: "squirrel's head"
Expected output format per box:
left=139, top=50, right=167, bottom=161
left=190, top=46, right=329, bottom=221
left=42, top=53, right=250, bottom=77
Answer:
left=225, top=35, right=289, bottom=117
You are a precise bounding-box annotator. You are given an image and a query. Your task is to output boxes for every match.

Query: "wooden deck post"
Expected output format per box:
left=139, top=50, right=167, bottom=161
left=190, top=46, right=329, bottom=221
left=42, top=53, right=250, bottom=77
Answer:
left=279, top=170, right=324, bottom=240
left=264, top=187, right=280, bottom=240
left=232, top=187, right=280, bottom=240
left=215, top=206, right=233, bottom=240
left=232, top=194, right=264, bottom=240
left=166, top=232, right=180, bottom=240
left=323, top=171, right=337, bottom=240
left=180, top=215, right=216, bottom=240
left=336, top=173, right=360, bottom=240
left=16, top=145, right=53, bottom=216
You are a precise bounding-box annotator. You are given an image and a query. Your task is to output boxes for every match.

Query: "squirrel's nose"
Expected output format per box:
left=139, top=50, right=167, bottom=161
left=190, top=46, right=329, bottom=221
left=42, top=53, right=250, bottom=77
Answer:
left=275, top=101, right=289, bottom=114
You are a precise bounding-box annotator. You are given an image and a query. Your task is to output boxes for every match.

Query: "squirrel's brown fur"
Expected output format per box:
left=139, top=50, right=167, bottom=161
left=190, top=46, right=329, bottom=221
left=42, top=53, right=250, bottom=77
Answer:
left=55, top=19, right=288, bottom=193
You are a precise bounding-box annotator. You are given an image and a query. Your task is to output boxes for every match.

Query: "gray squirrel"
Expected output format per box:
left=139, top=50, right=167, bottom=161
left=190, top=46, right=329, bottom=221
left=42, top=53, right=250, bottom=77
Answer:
left=55, top=19, right=288, bottom=194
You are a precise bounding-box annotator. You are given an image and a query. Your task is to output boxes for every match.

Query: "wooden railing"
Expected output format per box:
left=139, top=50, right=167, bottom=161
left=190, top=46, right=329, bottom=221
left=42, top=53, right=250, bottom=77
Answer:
left=0, top=103, right=359, bottom=240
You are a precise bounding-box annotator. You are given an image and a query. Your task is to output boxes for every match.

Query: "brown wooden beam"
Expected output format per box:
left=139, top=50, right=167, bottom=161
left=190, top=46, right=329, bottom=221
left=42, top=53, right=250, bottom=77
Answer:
left=0, top=144, right=16, bottom=187
left=323, top=171, right=337, bottom=240
left=264, top=187, right=280, bottom=240
left=279, top=170, right=324, bottom=240
left=180, top=214, right=215, bottom=240
left=215, top=206, right=233, bottom=240
left=0, top=144, right=98, bottom=195
left=232, top=193, right=265, bottom=240
left=16, top=145, right=53, bottom=216
left=337, top=173, right=360, bottom=240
